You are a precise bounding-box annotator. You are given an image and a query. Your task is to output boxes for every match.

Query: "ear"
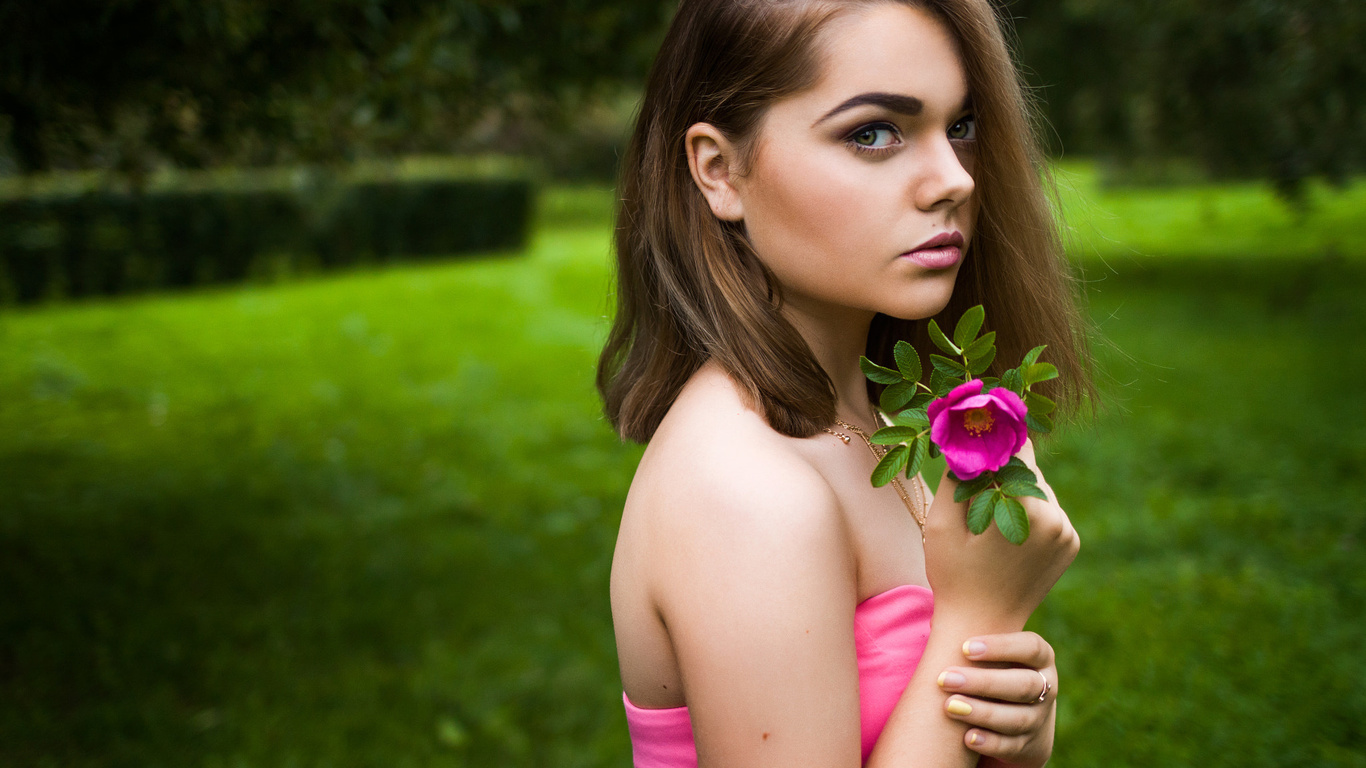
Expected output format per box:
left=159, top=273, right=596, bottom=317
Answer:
left=685, top=123, right=745, bottom=222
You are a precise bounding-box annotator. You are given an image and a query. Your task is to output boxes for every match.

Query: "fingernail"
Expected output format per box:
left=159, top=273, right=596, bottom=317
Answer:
left=967, top=731, right=983, bottom=746
left=937, top=671, right=967, bottom=689
left=963, top=640, right=987, bottom=658
left=946, top=699, right=973, bottom=716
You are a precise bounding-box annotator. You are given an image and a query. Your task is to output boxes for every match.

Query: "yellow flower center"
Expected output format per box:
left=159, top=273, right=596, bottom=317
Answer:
left=961, top=407, right=995, bottom=436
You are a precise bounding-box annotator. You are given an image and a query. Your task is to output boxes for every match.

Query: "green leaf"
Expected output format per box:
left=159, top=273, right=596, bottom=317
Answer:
left=908, top=392, right=934, bottom=410
left=994, top=460, right=1038, bottom=486
left=928, top=440, right=942, bottom=459
left=890, top=409, right=930, bottom=430
left=979, top=377, right=1000, bottom=391
left=871, top=444, right=910, bottom=487
left=953, top=472, right=995, bottom=503
left=967, top=346, right=997, bottom=376
left=929, top=369, right=953, bottom=398
left=860, top=356, right=902, bottom=385
left=994, top=496, right=1030, bottom=544
left=1000, top=367, right=1025, bottom=396
left=927, top=319, right=961, bottom=355
left=953, top=305, right=986, bottom=349
left=967, top=491, right=996, bottom=535
left=931, top=354, right=967, bottom=379
left=880, top=380, right=918, bottom=412
left=1001, top=480, right=1049, bottom=501
left=871, top=426, right=920, bottom=445
left=962, top=331, right=996, bottom=362
left=1025, top=391, right=1057, bottom=416
left=893, top=340, right=922, bottom=382
left=906, top=435, right=929, bottom=479
left=1027, top=412, right=1055, bottom=434
left=1022, top=345, right=1047, bottom=368
left=1024, top=362, right=1059, bottom=386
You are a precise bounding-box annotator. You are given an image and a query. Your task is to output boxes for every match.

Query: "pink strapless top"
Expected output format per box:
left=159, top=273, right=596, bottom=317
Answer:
left=622, top=584, right=933, bottom=767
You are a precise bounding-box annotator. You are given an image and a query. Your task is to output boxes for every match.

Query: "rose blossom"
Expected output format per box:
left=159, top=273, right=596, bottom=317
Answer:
left=927, top=379, right=1029, bottom=481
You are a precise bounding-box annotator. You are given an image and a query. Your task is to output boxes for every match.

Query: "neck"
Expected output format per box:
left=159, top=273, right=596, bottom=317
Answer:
left=782, top=301, right=880, bottom=433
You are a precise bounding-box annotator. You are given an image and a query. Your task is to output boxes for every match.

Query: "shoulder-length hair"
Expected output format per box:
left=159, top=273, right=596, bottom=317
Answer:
left=598, top=0, right=1091, bottom=443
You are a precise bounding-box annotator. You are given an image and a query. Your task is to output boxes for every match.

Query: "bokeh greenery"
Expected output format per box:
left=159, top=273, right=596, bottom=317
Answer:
left=2, top=164, right=1363, bottom=765
left=4, top=1, right=1363, bottom=191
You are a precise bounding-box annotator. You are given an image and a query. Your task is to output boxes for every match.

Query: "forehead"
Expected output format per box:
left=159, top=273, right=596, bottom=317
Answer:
left=801, top=3, right=969, bottom=114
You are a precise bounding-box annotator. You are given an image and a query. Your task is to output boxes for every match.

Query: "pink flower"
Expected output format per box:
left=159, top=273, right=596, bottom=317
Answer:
left=927, top=379, right=1029, bottom=481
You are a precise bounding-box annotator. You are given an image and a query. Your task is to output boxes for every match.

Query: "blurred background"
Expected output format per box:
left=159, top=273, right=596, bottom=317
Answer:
left=1, top=1, right=1363, bottom=766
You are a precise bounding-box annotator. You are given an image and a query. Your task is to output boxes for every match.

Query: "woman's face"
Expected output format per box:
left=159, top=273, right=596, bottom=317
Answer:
left=733, top=2, right=978, bottom=325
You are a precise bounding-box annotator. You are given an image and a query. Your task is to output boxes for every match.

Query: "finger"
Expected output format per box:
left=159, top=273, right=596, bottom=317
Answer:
left=938, top=665, right=1054, bottom=705
left=944, top=695, right=1044, bottom=737
left=964, top=727, right=1043, bottom=766
left=961, top=631, right=1055, bottom=669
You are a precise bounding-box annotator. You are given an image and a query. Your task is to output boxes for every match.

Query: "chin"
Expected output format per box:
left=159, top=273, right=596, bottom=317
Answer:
left=882, top=277, right=959, bottom=321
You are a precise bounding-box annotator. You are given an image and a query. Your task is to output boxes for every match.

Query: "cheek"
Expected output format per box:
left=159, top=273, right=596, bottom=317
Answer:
left=742, top=150, right=884, bottom=273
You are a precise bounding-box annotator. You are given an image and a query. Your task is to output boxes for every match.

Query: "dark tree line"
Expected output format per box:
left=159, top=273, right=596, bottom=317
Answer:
left=2, top=0, right=1363, bottom=192
left=0, top=0, right=672, bottom=176
left=1009, top=0, right=1366, bottom=194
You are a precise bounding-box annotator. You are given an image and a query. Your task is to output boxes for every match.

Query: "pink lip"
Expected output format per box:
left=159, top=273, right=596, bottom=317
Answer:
left=901, top=231, right=965, bottom=270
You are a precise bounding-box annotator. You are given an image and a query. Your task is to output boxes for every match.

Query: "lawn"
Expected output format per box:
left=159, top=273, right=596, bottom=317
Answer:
left=1, top=166, right=1363, bottom=767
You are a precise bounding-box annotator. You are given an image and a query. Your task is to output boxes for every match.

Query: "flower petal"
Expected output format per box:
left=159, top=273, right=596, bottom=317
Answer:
left=929, top=379, right=982, bottom=423
left=943, top=444, right=988, bottom=479
left=988, top=388, right=1029, bottom=421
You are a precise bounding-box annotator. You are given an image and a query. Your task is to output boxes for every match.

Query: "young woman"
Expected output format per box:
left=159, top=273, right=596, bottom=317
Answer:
left=598, top=1, right=1089, bottom=766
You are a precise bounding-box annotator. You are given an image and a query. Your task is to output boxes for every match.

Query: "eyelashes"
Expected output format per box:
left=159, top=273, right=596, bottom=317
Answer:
left=845, top=122, right=901, bottom=155
left=842, top=115, right=978, bottom=156
left=948, top=115, right=977, bottom=142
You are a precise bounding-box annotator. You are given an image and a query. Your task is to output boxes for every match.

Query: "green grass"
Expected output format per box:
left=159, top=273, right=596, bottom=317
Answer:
left=1053, top=162, right=1366, bottom=263
left=2, top=166, right=1364, bottom=766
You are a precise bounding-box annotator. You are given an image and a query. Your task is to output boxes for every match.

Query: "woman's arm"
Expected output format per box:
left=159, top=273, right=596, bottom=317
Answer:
left=867, top=468, right=1079, bottom=768
left=652, top=449, right=864, bottom=766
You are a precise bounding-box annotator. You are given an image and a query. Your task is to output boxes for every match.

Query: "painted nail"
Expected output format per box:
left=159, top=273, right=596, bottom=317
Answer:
left=946, top=699, right=973, bottom=716
left=963, top=640, right=988, bottom=658
left=937, top=671, right=967, bottom=689
left=968, top=731, right=983, bottom=746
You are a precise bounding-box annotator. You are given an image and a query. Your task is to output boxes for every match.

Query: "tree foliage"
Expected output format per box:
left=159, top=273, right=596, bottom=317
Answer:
left=0, top=0, right=672, bottom=176
left=1009, top=0, right=1366, bottom=194
left=2, top=0, right=1363, bottom=193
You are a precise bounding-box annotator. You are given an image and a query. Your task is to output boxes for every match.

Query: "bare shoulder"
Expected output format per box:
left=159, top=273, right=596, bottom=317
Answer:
left=619, top=362, right=851, bottom=587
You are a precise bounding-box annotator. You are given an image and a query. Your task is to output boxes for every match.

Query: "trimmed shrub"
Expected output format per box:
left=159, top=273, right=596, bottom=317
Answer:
left=0, top=157, right=534, bottom=304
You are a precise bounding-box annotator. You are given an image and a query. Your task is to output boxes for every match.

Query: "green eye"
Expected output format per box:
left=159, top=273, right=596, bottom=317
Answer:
left=850, top=123, right=897, bottom=149
left=949, top=116, right=977, bottom=141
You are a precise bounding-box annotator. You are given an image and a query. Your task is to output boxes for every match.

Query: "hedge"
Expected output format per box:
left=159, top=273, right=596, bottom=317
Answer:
left=0, top=157, right=534, bottom=304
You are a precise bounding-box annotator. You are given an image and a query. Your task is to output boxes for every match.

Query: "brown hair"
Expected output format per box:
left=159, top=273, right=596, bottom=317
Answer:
left=598, top=0, right=1091, bottom=443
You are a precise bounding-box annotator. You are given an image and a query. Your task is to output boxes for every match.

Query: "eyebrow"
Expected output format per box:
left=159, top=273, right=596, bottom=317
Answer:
left=811, top=92, right=974, bottom=128
left=813, top=92, right=923, bottom=127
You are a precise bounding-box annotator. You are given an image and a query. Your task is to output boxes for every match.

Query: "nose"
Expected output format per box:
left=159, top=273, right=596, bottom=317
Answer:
left=913, top=135, right=975, bottom=213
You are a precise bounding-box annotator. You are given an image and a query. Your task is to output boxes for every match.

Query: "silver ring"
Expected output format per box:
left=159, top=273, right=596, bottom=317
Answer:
left=1034, top=670, right=1050, bottom=704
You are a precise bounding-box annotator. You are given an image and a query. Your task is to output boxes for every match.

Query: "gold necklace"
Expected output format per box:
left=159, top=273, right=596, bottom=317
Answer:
left=824, top=409, right=928, bottom=538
